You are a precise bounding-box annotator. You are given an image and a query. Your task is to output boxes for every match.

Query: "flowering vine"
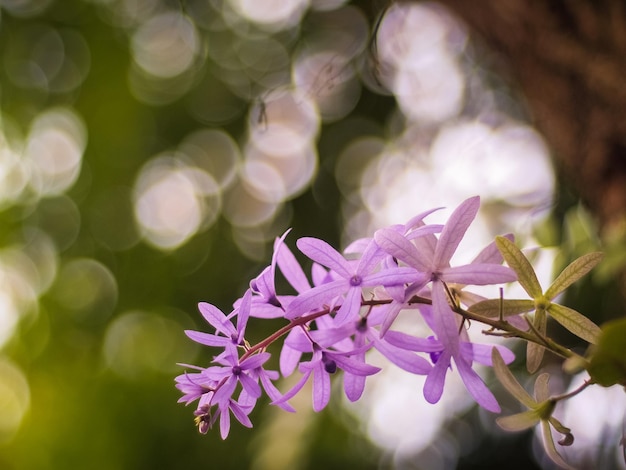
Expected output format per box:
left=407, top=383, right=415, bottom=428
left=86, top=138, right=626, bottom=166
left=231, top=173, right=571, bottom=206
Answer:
left=175, top=196, right=625, bottom=468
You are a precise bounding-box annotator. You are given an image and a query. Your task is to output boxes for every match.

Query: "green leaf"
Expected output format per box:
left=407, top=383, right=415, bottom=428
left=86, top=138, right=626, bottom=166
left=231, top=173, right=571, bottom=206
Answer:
left=587, top=316, right=626, bottom=387
left=496, top=410, right=540, bottom=432
left=468, top=298, right=534, bottom=318
left=540, top=420, right=575, bottom=470
left=548, top=416, right=573, bottom=446
left=527, top=309, right=547, bottom=373
left=491, top=348, right=536, bottom=408
left=544, top=252, right=604, bottom=300
left=547, top=303, right=601, bottom=344
left=533, top=373, right=551, bottom=403
left=562, top=353, right=589, bottom=375
left=495, top=236, right=543, bottom=298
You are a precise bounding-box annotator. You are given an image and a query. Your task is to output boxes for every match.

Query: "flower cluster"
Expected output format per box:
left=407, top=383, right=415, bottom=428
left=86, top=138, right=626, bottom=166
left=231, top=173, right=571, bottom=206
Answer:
left=176, top=196, right=522, bottom=438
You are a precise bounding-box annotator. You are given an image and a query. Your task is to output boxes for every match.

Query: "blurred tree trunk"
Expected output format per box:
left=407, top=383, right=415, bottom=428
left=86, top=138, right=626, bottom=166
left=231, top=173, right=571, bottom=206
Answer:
left=434, top=0, right=626, bottom=233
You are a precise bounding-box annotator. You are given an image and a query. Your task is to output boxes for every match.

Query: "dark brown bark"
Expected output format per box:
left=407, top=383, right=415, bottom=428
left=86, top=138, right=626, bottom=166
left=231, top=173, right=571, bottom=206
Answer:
left=433, top=0, right=626, bottom=232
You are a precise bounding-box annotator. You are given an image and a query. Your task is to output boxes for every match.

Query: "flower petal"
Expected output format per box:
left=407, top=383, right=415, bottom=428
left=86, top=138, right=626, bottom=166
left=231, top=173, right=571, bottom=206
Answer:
left=374, top=228, right=430, bottom=271
left=423, top=352, right=449, bottom=404
left=285, top=279, right=347, bottom=319
left=240, top=352, right=271, bottom=371
left=433, top=196, right=480, bottom=268
left=379, top=301, right=404, bottom=337
left=260, top=370, right=295, bottom=412
left=363, top=267, right=421, bottom=288
left=198, top=302, right=236, bottom=336
left=236, top=289, right=252, bottom=341
left=356, top=239, right=386, bottom=275
left=373, top=336, right=432, bottom=374
left=471, top=233, right=513, bottom=265
left=276, top=236, right=311, bottom=294
left=250, top=266, right=273, bottom=298
left=441, top=264, right=517, bottom=285
left=212, top=375, right=238, bottom=405
left=384, top=330, right=442, bottom=352
left=238, top=372, right=262, bottom=399
left=272, top=369, right=311, bottom=406
left=297, top=237, right=352, bottom=279
left=455, top=354, right=500, bottom=412
left=332, top=353, right=381, bottom=376
left=462, top=343, right=515, bottom=366
left=334, top=286, right=362, bottom=325
left=343, top=348, right=367, bottom=402
left=431, top=281, right=460, bottom=356
left=184, top=330, right=230, bottom=347
left=404, top=207, right=444, bottom=230
left=219, top=405, right=231, bottom=439
left=229, top=400, right=253, bottom=429
left=312, top=363, right=331, bottom=412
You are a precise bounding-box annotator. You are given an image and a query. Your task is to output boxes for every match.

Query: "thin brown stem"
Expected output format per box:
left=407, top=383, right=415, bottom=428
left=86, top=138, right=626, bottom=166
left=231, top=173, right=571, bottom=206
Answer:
left=404, top=294, right=575, bottom=360
left=524, top=313, right=553, bottom=349
left=240, top=292, right=576, bottom=364
left=551, top=377, right=593, bottom=403
left=240, top=308, right=331, bottom=361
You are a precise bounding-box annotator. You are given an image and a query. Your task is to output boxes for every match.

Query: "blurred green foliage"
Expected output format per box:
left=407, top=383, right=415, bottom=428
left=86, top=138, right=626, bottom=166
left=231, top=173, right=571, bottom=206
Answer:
left=0, top=0, right=390, bottom=468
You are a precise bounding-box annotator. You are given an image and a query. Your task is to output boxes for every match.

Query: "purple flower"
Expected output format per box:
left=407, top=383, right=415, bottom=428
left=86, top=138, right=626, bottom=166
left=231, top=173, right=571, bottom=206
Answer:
left=248, top=230, right=292, bottom=319
left=249, top=366, right=296, bottom=413
left=272, top=243, right=337, bottom=377
left=375, top=197, right=516, bottom=295
left=185, top=289, right=253, bottom=349
left=175, top=362, right=255, bottom=439
left=310, top=310, right=432, bottom=400
left=193, top=396, right=254, bottom=439
left=375, top=196, right=517, bottom=411
left=175, top=367, right=215, bottom=406
left=274, top=340, right=381, bottom=412
left=286, top=238, right=419, bottom=325
left=183, top=344, right=270, bottom=438
left=205, top=345, right=270, bottom=407
left=177, top=196, right=543, bottom=439
left=448, top=233, right=515, bottom=306
left=385, top=305, right=515, bottom=412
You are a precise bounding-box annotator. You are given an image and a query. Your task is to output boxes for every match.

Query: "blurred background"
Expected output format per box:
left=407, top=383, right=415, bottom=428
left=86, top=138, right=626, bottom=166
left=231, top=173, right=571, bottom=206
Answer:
left=0, top=0, right=624, bottom=469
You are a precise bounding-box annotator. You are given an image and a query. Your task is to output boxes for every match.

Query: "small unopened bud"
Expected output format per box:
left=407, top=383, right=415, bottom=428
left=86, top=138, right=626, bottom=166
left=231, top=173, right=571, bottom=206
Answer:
left=558, top=432, right=574, bottom=446
left=321, top=353, right=337, bottom=374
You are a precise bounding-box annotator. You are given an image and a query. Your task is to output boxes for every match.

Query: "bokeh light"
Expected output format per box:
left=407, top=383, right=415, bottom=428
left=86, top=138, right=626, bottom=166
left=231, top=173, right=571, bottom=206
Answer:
left=229, top=0, right=309, bottom=31
left=0, top=357, right=30, bottom=443
left=0, top=231, right=57, bottom=349
left=52, top=258, right=117, bottom=324
left=131, top=11, right=201, bottom=79
left=25, top=107, right=87, bottom=198
left=133, top=154, right=221, bottom=250
left=0, top=131, right=28, bottom=209
left=103, top=310, right=198, bottom=379
left=223, top=179, right=279, bottom=228
left=0, top=0, right=52, bottom=18
left=4, top=25, right=90, bottom=94
left=178, top=129, right=239, bottom=190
